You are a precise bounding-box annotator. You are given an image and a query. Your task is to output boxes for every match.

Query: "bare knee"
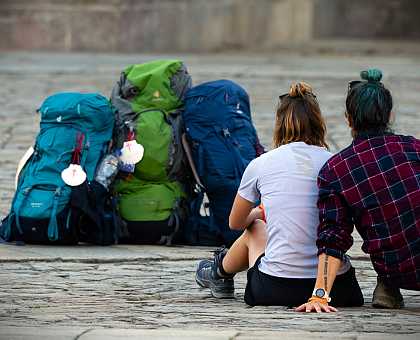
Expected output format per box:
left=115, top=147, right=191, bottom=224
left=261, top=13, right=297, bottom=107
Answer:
left=245, top=219, right=267, bottom=243
left=244, top=219, right=267, bottom=267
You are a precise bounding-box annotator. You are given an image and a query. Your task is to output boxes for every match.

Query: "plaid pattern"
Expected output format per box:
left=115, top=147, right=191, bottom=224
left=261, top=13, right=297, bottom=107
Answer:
left=317, top=133, right=420, bottom=290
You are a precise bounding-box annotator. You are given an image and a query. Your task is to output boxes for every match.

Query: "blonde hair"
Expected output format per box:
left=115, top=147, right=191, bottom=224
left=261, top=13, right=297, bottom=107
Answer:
left=273, top=82, right=328, bottom=148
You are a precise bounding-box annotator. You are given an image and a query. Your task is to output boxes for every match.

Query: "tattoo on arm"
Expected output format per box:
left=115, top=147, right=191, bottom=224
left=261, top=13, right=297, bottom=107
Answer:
left=324, top=255, right=329, bottom=291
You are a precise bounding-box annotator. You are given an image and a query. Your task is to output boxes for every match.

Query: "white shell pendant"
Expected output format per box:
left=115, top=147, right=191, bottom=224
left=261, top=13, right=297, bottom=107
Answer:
left=61, top=164, right=87, bottom=186
left=119, top=140, right=144, bottom=165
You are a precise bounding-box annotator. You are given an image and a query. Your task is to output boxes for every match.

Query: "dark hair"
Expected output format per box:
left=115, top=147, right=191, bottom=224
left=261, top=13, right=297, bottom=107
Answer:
left=346, top=68, right=393, bottom=136
left=273, top=82, right=328, bottom=149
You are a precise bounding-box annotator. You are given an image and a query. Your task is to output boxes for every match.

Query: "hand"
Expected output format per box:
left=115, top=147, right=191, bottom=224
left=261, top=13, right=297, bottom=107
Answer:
left=245, top=207, right=264, bottom=230
left=251, top=206, right=264, bottom=222
left=294, top=301, right=338, bottom=313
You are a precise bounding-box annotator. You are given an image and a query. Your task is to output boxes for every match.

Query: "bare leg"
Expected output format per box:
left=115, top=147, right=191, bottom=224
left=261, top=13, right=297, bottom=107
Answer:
left=222, top=219, right=267, bottom=275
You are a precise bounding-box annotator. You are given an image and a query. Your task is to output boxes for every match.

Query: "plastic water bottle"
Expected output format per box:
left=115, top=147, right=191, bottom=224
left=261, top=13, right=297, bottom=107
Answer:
left=95, top=154, right=119, bottom=189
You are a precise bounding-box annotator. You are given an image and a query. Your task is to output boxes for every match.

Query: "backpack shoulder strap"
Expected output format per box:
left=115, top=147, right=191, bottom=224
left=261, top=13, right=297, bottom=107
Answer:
left=181, top=133, right=205, bottom=190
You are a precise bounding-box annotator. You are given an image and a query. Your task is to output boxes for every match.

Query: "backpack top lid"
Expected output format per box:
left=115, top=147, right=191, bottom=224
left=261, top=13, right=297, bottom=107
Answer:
left=185, top=79, right=251, bottom=119
left=38, top=92, right=114, bottom=134
left=183, top=79, right=252, bottom=125
left=124, top=60, right=191, bottom=113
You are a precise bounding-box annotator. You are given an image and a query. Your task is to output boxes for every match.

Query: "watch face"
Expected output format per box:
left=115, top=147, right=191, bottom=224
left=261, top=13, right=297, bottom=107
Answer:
left=315, top=288, right=326, bottom=298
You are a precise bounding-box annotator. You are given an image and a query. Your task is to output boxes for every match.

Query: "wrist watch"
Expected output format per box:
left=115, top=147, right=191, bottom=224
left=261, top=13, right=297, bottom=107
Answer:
left=312, top=288, right=331, bottom=302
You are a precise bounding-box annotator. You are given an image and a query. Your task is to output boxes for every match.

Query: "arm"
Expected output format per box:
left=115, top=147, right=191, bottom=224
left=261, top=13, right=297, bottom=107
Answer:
left=229, top=158, right=262, bottom=230
left=295, top=253, right=341, bottom=313
left=229, top=194, right=263, bottom=230
left=296, top=164, right=354, bottom=313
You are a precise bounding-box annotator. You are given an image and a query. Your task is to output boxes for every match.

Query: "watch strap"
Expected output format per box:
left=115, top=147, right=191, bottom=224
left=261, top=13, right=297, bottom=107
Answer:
left=308, top=296, right=329, bottom=305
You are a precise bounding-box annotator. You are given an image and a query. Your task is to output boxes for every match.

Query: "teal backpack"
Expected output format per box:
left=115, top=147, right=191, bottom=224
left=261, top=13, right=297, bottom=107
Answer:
left=0, top=92, right=115, bottom=244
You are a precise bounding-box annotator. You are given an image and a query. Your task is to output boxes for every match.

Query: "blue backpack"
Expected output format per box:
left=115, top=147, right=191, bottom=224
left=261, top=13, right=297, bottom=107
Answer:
left=182, top=80, right=264, bottom=246
left=0, top=93, right=115, bottom=244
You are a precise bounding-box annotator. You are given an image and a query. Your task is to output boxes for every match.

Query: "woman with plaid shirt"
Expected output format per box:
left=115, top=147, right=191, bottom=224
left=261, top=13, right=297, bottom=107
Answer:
left=296, top=69, right=420, bottom=313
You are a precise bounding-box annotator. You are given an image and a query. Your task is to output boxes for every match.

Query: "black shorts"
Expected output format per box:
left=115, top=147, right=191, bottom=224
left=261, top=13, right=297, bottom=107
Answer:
left=244, top=254, right=364, bottom=307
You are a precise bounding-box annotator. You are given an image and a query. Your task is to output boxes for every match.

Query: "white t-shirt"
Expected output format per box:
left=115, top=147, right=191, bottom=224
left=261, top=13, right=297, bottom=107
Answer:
left=238, top=142, right=351, bottom=278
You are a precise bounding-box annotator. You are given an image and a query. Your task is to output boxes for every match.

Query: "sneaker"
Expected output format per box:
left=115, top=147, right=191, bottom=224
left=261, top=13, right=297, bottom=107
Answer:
left=195, top=259, right=213, bottom=288
left=195, top=248, right=234, bottom=299
left=372, top=277, right=404, bottom=309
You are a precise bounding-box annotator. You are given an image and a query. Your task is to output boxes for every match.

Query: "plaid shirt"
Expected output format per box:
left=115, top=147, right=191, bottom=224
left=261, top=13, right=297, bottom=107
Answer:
left=317, top=133, right=420, bottom=290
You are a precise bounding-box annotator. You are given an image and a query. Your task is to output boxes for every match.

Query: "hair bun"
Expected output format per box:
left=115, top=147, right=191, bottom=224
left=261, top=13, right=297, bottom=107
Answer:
left=360, top=68, right=383, bottom=82
left=289, top=82, right=313, bottom=98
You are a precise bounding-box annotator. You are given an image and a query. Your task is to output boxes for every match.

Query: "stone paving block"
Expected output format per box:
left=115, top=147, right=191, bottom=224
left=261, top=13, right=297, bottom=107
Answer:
left=237, top=333, right=420, bottom=340
left=80, top=328, right=238, bottom=340
left=1, top=327, right=419, bottom=340
left=0, top=326, right=86, bottom=340
left=357, top=335, right=420, bottom=340
left=237, top=332, right=354, bottom=340
left=0, top=244, right=213, bottom=262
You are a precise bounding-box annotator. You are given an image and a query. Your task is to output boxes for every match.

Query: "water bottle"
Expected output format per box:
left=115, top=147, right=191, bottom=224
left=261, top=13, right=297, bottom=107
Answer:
left=95, top=154, right=119, bottom=189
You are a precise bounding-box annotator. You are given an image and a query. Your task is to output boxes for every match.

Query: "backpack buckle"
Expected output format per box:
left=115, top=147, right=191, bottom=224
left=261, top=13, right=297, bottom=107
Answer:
left=223, top=128, right=230, bottom=137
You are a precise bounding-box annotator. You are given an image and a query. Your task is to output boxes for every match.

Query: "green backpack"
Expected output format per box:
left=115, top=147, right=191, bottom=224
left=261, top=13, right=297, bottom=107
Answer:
left=111, top=60, right=192, bottom=244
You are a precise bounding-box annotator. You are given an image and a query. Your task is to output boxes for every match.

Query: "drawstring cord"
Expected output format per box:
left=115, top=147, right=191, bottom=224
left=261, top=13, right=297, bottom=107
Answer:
left=71, top=133, right=85, bottom=165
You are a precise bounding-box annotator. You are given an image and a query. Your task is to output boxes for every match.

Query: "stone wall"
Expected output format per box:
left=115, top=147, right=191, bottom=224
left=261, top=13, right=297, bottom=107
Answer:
left=314, top=0, right=420, bottom=40
left=0, top=0, right=419, bottom=52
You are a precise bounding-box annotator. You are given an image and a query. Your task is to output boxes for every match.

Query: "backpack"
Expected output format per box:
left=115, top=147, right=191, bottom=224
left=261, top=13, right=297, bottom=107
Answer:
left=182, top=80, right=264, bottom=246
left=111, top=60, right=192, bottom=244
left=0, top=93, right=115, bottom=244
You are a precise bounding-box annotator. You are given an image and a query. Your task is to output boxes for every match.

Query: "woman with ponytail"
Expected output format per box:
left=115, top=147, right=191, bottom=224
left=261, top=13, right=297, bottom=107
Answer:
left=195, top=82, right=364, bottom=307
left=297, top=69, right=420, bottom=313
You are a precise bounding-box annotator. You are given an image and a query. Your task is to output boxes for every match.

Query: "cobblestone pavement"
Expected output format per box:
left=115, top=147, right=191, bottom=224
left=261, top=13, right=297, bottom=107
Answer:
left=0, top=52, right=419, bottom=339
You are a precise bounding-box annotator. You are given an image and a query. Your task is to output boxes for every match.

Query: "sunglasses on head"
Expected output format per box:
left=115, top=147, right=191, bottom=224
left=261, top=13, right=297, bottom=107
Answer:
left=348, top=79, right=383, bottom=93
left=279, top=93, right=288, bottom=100
left=278, top=92, right=317, bottom=101
left=348, top=80, right=363, bottom=93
